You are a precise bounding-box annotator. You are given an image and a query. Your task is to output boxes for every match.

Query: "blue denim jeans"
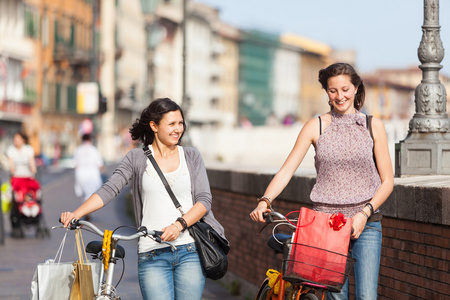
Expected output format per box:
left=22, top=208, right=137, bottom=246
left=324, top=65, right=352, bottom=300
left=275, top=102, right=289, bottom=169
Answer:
left=138, top=243, right=206, bottom=300
left=327, top=221, right=382, bottom=300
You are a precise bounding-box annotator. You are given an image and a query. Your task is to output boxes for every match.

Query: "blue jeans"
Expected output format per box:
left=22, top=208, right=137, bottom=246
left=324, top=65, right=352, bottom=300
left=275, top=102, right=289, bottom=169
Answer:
left=138, top=243, right=206, bottom=300
left=327, top=221, right=382, bottom=300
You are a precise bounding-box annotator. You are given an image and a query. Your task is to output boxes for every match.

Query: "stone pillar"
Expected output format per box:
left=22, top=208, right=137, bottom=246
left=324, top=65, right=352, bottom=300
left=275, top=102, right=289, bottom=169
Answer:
left=395, top=0, right=450, bottom=176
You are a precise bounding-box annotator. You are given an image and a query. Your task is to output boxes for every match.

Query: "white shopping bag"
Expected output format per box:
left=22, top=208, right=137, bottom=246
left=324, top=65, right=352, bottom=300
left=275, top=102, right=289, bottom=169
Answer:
left=30, top=262, right=75, bottom=300
left=30, top=230, right=101, bottom=300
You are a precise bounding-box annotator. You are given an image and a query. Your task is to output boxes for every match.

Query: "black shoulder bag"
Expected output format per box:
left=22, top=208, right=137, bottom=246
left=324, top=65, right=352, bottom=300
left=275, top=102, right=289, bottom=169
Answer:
left=143, top=146, right=230, bottom=280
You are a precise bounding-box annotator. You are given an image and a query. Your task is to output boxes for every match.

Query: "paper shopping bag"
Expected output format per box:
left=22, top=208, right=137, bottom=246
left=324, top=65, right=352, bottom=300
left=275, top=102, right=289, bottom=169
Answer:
left=69, top=229, right=96, bottom=300
left=286, top=207, right=352, bottom=287
left=69, top=261, right=95, bottom=300
left=30, top=262, right=75, bottom=300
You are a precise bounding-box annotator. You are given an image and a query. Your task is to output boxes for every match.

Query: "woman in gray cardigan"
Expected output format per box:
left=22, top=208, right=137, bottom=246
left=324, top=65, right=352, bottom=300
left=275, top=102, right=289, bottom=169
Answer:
left=61, top=98, right=226, bottom=300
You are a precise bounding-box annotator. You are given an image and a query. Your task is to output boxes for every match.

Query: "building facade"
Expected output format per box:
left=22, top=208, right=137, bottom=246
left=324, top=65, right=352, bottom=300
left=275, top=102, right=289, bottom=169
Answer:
left=0, top=0, right=36, bottom=159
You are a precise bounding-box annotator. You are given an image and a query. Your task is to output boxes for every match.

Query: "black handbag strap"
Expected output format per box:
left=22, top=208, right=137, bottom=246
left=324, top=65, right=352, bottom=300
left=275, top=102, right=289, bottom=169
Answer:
left=143, top=146, right=185, bottom=215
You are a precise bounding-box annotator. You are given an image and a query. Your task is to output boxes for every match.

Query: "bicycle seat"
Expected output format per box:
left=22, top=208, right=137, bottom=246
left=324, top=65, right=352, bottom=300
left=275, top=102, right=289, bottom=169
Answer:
left=267, top=234, right=291, bottom=254
left=86, top=241, right=126, bottom=258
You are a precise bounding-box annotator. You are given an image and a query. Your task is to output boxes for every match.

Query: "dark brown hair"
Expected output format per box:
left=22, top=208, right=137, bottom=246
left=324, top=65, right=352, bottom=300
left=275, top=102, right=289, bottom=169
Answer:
left=318, top=63, right=366, bottom=110
left=15, top=131, right=29, bottom=144
left=129, top=98, right=186, bottom=146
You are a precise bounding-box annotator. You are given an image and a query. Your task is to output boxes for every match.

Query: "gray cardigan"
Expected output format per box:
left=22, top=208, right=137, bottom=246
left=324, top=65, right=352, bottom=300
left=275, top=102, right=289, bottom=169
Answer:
left=95, top=146, right=227, bottom=240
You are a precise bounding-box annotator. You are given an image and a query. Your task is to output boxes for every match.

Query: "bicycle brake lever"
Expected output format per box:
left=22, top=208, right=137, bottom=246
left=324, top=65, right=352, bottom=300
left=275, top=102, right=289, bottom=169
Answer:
left=152, top=231, right=164, bottom=243
left=257, top=222, right=270, bottom=236
left=257, top=212, right=274, bottom=236
left=58, top=218, right=79, bottom=229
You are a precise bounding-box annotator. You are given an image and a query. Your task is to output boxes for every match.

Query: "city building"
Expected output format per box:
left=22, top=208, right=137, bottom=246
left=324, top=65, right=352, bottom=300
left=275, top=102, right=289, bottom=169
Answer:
left=281, top=33, right=333, bottom=122
left=239, top=30, right=278, bottom=126
left=0, top=0, right=36, bottom=157
left=1, top=0, right=95, bottom=164
left=362, top=74, right=415, bottom=120
left=373, top=67, right=450, bottom=115
left=214, top=21, right=240, bottom=127
left=272, top=43, right=301, bottom=125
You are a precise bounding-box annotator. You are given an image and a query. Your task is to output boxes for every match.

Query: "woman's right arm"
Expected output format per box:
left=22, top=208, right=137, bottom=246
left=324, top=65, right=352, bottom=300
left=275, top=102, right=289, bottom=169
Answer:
left=60, top=150, right=135, bottom=227
left=250, top=118, right=318, bottom=222
left=60, top=194, right=104, bottom=227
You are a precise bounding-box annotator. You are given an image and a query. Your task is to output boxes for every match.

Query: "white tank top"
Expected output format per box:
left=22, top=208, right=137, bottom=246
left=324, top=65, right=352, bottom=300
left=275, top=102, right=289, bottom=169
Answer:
left=138, top=145, right=195, bottom=253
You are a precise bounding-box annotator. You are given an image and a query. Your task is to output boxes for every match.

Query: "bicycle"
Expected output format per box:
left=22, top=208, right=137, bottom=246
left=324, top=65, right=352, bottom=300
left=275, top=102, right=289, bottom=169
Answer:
left=53, top=219, right=172, bottom=300
left=255, top=211, right=355, bottom=300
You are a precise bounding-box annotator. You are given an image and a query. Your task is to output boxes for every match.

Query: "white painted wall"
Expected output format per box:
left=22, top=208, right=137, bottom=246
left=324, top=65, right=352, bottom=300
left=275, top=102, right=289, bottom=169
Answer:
left=273, top=47, right=301, bottom=121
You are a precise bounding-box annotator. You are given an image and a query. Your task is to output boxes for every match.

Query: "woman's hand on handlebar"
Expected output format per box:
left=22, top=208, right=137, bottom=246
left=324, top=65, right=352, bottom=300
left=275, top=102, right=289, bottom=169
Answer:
left=161, top=224, right=181, bottom=242
left=250, top=202, right=272, bottom=223
left=60, top=212, right=80, bottom=228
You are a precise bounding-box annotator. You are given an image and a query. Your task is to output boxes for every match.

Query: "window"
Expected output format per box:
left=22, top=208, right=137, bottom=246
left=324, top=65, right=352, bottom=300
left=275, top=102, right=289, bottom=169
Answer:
left=41, top=14, right=49, bottom=47
left=67, top=85, right=77, bottom=113
left=24, top=5, right=39, bottom=38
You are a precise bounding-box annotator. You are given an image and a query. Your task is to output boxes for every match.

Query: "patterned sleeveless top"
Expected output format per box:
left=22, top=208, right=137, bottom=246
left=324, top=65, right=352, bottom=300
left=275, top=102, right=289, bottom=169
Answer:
left=310, top=110, right=381, bottom=217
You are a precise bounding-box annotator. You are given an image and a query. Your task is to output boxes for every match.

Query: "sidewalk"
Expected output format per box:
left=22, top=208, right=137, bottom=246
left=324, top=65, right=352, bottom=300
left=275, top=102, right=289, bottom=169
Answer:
left=0, top=165, right=243, bottom=300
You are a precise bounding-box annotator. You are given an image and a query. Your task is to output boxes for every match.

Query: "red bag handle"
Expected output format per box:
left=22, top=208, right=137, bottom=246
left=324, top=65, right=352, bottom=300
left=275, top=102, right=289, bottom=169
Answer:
left=285, top=210, right=315, bottom=228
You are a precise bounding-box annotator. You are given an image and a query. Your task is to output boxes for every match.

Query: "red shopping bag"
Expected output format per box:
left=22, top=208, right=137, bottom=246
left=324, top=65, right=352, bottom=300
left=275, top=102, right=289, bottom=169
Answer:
left=287, top=207, right=352, bottom=287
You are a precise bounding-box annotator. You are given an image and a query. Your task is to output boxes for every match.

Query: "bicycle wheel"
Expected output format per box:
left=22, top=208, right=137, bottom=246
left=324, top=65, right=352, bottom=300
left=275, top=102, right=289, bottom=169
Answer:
left=300, top=293, right=319, bottom=300
left=255, top=279, right=272, bottom=300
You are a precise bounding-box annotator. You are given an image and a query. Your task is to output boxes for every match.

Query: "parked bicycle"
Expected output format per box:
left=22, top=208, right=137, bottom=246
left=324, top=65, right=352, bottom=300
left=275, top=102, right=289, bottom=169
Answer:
left=255, top=211, right=355, bottom=300
left=53, top=219, right=172, bottom=299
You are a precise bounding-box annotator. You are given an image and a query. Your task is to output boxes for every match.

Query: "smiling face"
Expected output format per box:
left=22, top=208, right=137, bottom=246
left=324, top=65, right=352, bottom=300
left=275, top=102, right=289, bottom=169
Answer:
left=150, top=110, right=184, bottom=146
left=326, top=75, right=358, bottom=115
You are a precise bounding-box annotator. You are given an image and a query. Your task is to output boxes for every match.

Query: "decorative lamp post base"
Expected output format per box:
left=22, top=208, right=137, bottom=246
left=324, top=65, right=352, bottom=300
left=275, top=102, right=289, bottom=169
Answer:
left=395, top=138, right=450, bottom=176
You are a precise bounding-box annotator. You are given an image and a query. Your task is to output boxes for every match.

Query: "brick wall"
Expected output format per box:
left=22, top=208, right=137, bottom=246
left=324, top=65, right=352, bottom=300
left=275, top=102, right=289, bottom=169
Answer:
left=208, top=169, right=450, bottom=299
left=378, top=217, right=449, bottom=299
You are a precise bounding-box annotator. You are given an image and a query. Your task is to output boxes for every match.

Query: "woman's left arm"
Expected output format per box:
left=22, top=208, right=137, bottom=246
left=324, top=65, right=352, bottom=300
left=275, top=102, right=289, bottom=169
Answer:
left=179, top=202, right=208, bottom=228
left=352, top=117, right=394, bottom=239
left=369, top=117, right=394, bottom=211
left=161, top=149, right=210, bottom=241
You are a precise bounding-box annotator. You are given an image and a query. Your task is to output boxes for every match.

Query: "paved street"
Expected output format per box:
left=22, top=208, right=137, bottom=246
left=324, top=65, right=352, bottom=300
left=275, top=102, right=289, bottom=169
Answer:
left=0, top=166, right=243, bottom=300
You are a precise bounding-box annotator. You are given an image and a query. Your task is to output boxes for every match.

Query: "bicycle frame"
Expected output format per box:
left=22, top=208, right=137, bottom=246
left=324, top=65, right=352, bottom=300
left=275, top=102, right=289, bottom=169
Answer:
left=53, top=219, right=168, bottom=299
left=255, top=211, right=328, bottom=300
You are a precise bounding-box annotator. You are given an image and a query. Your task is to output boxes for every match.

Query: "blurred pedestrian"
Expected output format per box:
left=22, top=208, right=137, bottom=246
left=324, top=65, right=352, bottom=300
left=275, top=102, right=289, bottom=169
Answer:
left=61, top=98, right=227, bottom=300
left=250, top=63, right=394, bottom=300
left=73, top=133, right=104, bottom=221
left=7, top=131, right=39, bottom=200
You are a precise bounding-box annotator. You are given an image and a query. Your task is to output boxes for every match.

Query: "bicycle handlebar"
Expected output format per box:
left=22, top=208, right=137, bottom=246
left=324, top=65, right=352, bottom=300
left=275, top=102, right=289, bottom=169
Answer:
left=263, top=211, right=291, bottom=223
left=257, top=211, right=297, bottom=236
left=53, top=219, right=163, bottom=242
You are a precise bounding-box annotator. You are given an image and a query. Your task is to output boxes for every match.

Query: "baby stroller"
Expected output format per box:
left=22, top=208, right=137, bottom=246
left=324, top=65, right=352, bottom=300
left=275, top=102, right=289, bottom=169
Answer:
left=10, top=177, right=50, bottom=238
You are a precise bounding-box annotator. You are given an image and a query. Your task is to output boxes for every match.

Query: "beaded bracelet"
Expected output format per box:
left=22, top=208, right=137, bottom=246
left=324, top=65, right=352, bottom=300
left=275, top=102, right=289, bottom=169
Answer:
left=176, top=217, right=188, bottom=232
left=257, top=196, right=273, bottom=210
left=173, top=222, right=182, bottom=233
left=364, top=202, right=374, bottom=217
left=359, top=210, right=369, bottom=219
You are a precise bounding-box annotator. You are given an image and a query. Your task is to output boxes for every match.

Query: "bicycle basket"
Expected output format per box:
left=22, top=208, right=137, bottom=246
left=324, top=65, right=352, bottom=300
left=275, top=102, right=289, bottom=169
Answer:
left=282, top=241, right=355, bottom=293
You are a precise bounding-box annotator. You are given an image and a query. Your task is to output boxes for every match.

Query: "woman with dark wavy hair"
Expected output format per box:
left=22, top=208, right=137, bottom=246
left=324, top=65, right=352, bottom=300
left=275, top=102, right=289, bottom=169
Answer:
left=61, top=98, right=227, bottom=299
left=251, top=63, right=393, bottom=300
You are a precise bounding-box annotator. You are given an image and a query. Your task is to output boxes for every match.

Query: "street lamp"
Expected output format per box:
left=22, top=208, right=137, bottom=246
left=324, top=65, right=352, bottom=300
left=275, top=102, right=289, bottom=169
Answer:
left=395, top=0, right=450, bottom=175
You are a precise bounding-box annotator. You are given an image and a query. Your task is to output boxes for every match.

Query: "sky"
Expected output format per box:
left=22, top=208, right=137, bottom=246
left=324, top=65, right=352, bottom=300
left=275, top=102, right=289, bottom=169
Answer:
left=197, top=0, right=450, bottom=76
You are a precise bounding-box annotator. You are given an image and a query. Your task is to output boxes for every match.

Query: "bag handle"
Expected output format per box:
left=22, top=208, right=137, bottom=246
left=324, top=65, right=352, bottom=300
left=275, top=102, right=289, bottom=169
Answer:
left=75, top=229, right=89, bottom=269
left=54, top=229, right=69, bottom=264
left=143, top=146, right=185, bottom=216
left=285, top=210, right=315, bottom=228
